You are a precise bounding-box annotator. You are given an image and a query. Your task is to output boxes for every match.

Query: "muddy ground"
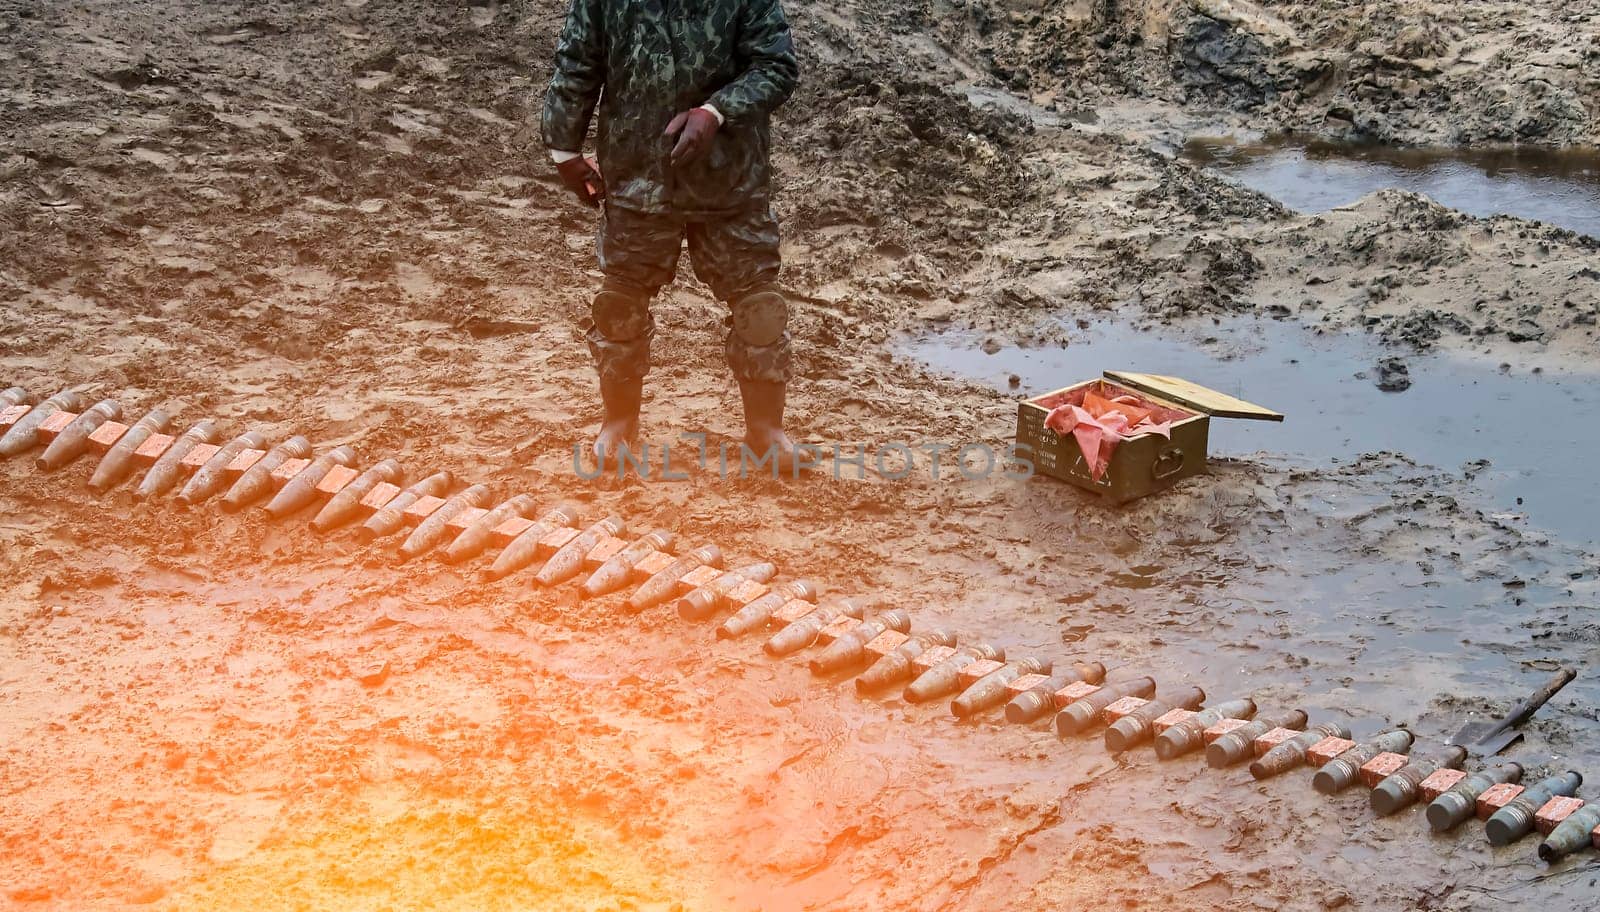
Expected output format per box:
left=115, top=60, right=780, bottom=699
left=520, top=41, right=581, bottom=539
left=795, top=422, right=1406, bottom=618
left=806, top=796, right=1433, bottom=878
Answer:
left=2, top=0, right=1598, bottom=909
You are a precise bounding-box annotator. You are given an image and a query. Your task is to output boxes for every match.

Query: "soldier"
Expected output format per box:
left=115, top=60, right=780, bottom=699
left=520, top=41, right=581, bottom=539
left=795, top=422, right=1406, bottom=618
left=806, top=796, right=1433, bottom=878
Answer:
left=543, top=0, right=801, bottom=470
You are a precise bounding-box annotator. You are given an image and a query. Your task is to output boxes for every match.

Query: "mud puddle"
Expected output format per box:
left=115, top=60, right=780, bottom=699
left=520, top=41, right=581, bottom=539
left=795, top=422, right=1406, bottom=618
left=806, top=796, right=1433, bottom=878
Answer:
left=900, top=318, right=1600, bottom=544
left=895, top=318, right=1600, bottom=909
left=1183, top=136, right=1600, bottom=238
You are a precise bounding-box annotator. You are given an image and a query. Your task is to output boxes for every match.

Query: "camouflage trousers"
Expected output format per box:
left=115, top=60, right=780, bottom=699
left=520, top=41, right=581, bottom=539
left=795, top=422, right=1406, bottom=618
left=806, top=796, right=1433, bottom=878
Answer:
left=585, top=204, right=791, bottom=385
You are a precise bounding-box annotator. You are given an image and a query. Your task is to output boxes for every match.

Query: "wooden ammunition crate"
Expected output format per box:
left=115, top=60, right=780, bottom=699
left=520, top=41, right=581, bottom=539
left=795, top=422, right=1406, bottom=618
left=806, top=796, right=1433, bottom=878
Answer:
left=1015, top=371, right=1281, bottom=503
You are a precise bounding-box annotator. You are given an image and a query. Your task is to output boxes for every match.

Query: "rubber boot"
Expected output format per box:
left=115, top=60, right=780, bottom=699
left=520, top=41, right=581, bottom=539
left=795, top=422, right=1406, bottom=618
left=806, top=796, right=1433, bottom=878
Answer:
left=593, top=376, right=643, bottom=470
left=739, top=380, right=799, bottom=473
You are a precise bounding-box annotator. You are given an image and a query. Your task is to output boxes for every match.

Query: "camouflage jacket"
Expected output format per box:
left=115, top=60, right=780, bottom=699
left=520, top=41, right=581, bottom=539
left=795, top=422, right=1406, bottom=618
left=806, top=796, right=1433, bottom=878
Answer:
left=542, top=0, right=798, bottom=216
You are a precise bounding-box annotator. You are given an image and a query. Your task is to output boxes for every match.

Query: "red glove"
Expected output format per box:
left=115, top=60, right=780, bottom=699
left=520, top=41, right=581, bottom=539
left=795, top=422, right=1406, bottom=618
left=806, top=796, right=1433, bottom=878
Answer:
left=664, top=108, right=720, bottom=167
left=556, top=155, right=605, bottom=208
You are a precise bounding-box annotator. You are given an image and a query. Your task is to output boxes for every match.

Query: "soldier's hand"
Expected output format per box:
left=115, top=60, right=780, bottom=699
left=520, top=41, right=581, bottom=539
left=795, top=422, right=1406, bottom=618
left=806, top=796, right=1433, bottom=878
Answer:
left=664, top=108, right=720, bottom=167
left=556, top=156, right=605, bottom=208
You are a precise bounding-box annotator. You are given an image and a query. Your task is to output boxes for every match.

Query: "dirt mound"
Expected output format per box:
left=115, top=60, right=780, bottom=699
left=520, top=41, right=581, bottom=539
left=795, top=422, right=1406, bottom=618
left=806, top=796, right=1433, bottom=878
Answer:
left=927, top=0, right=1598, bottom=145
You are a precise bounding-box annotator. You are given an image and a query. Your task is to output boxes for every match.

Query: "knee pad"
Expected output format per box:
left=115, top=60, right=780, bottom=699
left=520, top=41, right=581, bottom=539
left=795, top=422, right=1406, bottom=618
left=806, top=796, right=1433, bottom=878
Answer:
left=591, top=285, right=653, bottom=343
left=730, top=286, right=789, bottom=348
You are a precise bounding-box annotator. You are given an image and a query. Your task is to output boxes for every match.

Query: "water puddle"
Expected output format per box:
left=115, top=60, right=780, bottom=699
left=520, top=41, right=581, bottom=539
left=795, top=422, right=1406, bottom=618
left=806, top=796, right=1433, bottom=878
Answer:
left=1183, top=136, right=1600, bottom=238
left=900, top=318, right=1600, bottom=543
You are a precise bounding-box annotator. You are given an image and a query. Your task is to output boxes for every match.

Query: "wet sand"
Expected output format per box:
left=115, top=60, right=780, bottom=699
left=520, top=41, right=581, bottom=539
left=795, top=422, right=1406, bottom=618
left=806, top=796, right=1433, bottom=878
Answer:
left=1, top=1, right=1598, bottom=910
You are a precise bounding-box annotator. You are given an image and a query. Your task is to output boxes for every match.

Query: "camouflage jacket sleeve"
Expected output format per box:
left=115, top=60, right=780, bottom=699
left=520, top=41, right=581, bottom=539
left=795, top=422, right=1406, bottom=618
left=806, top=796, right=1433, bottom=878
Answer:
left=542, top=0, right=606, bottom=152
left=707, top=0, right=799, bottom=125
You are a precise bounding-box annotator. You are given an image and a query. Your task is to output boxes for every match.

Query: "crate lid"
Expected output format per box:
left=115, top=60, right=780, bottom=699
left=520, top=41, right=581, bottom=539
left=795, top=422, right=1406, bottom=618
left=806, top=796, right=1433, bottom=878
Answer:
left=1103, top=371, right=1284, bottom=422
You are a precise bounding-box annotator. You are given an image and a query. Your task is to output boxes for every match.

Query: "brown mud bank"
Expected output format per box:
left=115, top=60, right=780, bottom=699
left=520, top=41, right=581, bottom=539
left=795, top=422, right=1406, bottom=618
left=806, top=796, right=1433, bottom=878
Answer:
left=2, top=0, right=1598, bottom=910
left=923, top=0, right=1600, bottom=146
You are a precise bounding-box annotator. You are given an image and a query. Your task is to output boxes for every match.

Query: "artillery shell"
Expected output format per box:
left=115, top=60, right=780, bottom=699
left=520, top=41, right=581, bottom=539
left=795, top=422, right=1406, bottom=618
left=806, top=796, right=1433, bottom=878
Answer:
left=219, top=435, right=311, bottom=512
left=1538, top=801, right=1600, bottom=862
left=264, top=445, right=355, bottom=519
left=763, top=600, right=862, bottom=657
left=1206, top=710, right=1308, bottom=768
left=443, top=493, right=536, bottom=564
left=1312, top=730, right=1414, bottom=794
left=583, top=530, right=675, bottom=596
left=582, top=529, right=674, bottom=596
left=856, top=630, right=960, bottom=693
left=856, top=630, right=959, bottom=693
left=136, top=420, right=218, bottom=500
left=89, top=408, right=170, bottom=492
left=179, top=431, right=266, bottom=505
left=1250, top=723, right=1353, bottom=780
left=483, top=502, right=583, bottom=580
left=1004, top=663, right=1109, bottom=724
left=716, top=580, right=818, bottom=639
left=676, top=562, right=779, bottom=620
left=1055, top=677, right=1157, bottom=736
left=810, top=610, right=913, bottom=675
left=1155, top=698, right=1256, bottom=760
left=628, top=544, right=723, bottom=612
left=359, top=471, right=454, bottom=541
left=953, top=657, right=1053, bottom=719
left=0, top=389, right=86, bottom=456
left=1426, top=763, right=1524, bottom=832
left=1486, top=772, right=1583, bottom=846
left=399, top=484, right=491, bottom=560
left=36, top=399, right=120, bottom=471
left=535, top=515, right=627, bottom=586
left=1, top=387, right=32, bottom=406
left=312, top=458, right=403, bottom=531
left=1106, top=686, right=1206, bottom=752
left=905, top=644, right=1007, bottom=704
left=1371, top=746, right=1469, bottom=816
